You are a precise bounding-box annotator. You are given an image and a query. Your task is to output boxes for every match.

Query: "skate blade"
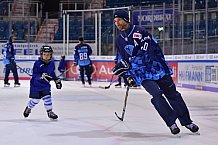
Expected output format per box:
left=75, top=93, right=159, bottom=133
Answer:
left=173, top=134, right=181, bottom=138
left=129, top=87, right=141, bottom=89
left=192, top=131, right=200, bottom=135
left=50, top=118, right=58, bottom=121
left=115, top=86, right=122, bottom=88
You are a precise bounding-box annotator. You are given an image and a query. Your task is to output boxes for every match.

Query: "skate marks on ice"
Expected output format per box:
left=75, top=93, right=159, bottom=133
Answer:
left=0, top=118, right=59, bottom=124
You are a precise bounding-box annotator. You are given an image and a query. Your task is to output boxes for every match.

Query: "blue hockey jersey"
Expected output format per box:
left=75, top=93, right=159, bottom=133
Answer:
left=115, top=25, right=173, bottom=84
left=30, top=58, right=57, bottom=92
left=58, top=59, right=66, bottom=72
left=74, top=43, right=92, bottom=66
left=2, top=40, right=16, bottom=65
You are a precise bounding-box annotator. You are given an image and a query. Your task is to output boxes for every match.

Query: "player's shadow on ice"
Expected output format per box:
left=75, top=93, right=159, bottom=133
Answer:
left=48, top=121, right=181, bottom=140
left=48, top=129, right=184, bottom=141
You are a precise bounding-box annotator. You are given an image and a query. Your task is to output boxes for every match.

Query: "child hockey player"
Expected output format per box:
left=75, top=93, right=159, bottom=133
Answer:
left=23, top=45, right=62, bottom=120
left=112, top=10, right=199, bottom=135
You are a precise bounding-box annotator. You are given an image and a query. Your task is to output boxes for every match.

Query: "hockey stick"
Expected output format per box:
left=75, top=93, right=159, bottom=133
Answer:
left=16, top=64, right=74, bottom=78
left=99, top=74, right=115, bottom=89
left=57, top=65, right=74, bottom=78
left=16, top=64, right=32, bottom=76
left=115, top=86, right=130, bottom=121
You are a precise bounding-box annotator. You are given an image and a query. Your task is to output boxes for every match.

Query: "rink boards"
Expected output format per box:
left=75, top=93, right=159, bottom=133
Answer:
left=1, top=54, right=218, bottom=92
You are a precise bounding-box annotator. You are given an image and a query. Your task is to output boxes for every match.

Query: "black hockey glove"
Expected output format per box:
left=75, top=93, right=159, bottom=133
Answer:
left=112, top=59, right=130, bottom=77
left=114, top=58, right=118, bottom=64
left=40, top=73, right=53, bottom=82
left=55, top=78, right=62, bottom=89
left=73, top=62, right=78, bottom=66
left=126, top=76, right=137, bottom=87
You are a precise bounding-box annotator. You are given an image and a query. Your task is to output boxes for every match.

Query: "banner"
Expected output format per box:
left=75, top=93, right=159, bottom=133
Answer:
left=1, top=55, right=218, bottom=92
left=168, top=62, right=178, bottom=83
left=133, top=10, right=174, bottom=25
left=66, top=61, right=116, bottom=81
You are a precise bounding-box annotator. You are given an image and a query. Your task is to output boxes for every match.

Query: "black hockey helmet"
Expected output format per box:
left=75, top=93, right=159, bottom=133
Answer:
left=40, top=45, right=53, bottom=63
left=40, top=45, right=53, bottom=54
left=79, top=36, right=84, bottom=41
left=61, top=55, right=65, bottom=60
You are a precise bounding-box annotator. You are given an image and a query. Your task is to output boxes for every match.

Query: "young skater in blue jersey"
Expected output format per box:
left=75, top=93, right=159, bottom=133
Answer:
left=2, top=36, right=20, bottom=87
left=23, top=45, right=62, bottom=120
left=74, top=37, right=93, bottom=86
left=112, top=10, right=199, bottom=135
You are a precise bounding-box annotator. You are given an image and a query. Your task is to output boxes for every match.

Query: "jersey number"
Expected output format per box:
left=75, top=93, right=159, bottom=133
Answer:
left=141, top=42, right=148, bottom=51
left=79, top=53, right=88, bottom=60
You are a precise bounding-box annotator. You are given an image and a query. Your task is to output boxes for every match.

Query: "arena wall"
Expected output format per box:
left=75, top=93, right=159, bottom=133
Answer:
left=1, top=54, right=218, bottom=92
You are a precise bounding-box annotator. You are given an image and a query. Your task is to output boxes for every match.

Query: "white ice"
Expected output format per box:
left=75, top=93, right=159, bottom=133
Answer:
left=0, top=80, right=218, bottom=145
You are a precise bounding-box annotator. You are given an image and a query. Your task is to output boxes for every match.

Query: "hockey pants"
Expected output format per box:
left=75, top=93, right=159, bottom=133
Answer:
left=4, top=63, right=19, bottom=84
left=79, top=65, right=92, bottom=85
left=141, top=74, right=193, bottom=127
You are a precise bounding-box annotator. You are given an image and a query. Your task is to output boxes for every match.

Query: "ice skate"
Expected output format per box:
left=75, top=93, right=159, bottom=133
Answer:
left=169, top=123, right=180, bottom=135
left=115, top=83, right=122, bottom=88
left=185, top=123, right=200, bottom=135
left=4, top=83, right=10, bottom=87
left=14, top=82, right=21, bottom=87
left=23, top=106, right=31, bottom=118
left=88, top=81, right=92, bottom=87
left=130, top=85, right=141, bottom=89
left=47, top=109, right=58, bottom=120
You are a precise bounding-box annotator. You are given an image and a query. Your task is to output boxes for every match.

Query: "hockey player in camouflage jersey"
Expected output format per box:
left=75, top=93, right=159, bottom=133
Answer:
left=112, top=10, right=199, bottom=135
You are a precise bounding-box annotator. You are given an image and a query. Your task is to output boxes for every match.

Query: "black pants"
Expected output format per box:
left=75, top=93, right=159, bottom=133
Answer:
left=141, top=74, right=192, bottom=127
left=4, top=63, right=19, bottom=84
left=79, top=65, right=93, bottom=85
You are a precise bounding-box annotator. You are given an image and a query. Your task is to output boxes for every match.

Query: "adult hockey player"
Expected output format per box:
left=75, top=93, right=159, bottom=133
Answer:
left=74, top=37, right=93, bottom=86
left=23, top=45, right=62, bottom=120
left=112, top=10, right=199, bottom=135
left=2, top=36, right=20, bottom=87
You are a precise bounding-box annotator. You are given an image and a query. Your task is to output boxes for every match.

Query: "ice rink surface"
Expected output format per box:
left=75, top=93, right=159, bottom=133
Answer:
left=0, top=80, right=218, bottom=145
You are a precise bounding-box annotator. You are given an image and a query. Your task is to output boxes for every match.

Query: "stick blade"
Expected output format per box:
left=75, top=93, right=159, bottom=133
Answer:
left=104, top=85, right=110, bottom=89
left=114, top=112, right=123, bottom=121
left=99, top=86, right=106, bottom=89
left=99, top=85, right=110, bottom=89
